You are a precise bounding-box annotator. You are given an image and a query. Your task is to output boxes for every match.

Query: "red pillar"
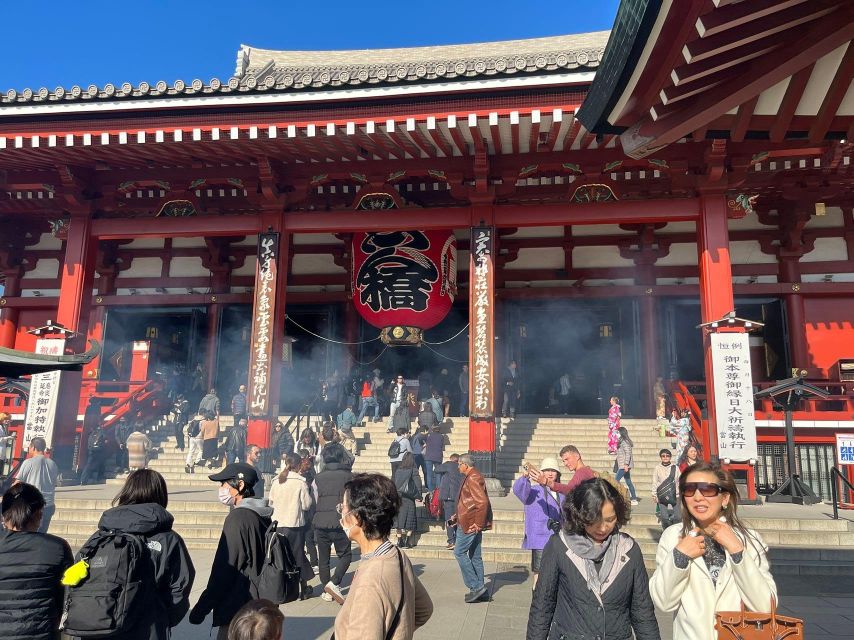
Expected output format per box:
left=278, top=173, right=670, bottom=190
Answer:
left=697, top=195, right=734, bottom=459
left=780, top=257, right=809, bottom=373
left=0, top=267, right=22, bottom=348
left=639, top=294, right=659, bottom=417
left=54, top=214, right=98, bottom=467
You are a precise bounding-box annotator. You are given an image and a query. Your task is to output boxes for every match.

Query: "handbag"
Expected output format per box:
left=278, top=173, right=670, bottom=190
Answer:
left=715, top=599, right=803, bottom=640
left=331, top=548, right=406, bottom=640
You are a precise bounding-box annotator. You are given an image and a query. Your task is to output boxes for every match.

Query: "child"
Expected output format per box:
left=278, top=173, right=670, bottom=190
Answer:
left=651, top=448, right=681, bottom=529
left=227, top=599, right=284, bottom=640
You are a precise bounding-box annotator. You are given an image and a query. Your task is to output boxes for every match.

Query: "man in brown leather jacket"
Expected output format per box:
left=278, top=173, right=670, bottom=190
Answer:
left=449, top=453, right=493, bottom=603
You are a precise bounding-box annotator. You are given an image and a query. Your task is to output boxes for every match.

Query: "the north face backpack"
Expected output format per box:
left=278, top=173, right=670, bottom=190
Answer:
left=187, top=419, right=201, bottom=438
left=426, top=488, right=443, bottom=519
left=62, top=530, right=154, bottom=638
left=253, top=520, right=301, bottom=604
left=656, top=465, right=679, bottom=506
left=387, top=439, right=402, bottom=459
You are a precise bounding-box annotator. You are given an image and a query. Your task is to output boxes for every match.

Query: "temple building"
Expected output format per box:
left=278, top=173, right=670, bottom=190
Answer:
left=0, top=0, right=852, bottom=496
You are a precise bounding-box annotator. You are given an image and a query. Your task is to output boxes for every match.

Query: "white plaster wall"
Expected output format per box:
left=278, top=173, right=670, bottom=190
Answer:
left=572, top=245, right=633, bottom=268
left=502, top=226, right=564, bottom=238
left=167, top=257, right=207, bottom=277
left=291, top=254, right=346, bottom=275
left=21, top=258, right=59, bottom=279
left=31, top=232, right=63, bottom=250
left=572, top=224, right=635, bottom=237
left=504, top=247, right=565, bottom=270
left=117, top=257, right=163, bottom=278
left=805, top=207, right=844, bottom=229
left=234, top=234, right=258, bottom=246
left=727, top=210, right=776, bottom=231
left=172, top=237, right=206, bottom=248
left=122, top=238, right=164, bottom=249
left=729, top=241, right=777, bottom=265
left=655, top=243, right=698, bottom=266
left=800, top=237, right=848, bottom=262
left=232, top=255, right=256, bottom=276
left=292, top=233, right=343, bottom=245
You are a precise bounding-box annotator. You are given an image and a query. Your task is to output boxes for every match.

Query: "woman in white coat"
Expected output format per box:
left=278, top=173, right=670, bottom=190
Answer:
left=649, top=461, right=777, bottom=640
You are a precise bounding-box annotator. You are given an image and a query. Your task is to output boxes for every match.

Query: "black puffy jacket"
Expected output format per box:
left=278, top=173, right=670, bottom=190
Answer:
left=88, top=503, right=196, bottom=640
left=312, top=463, right=353, bottom=529
left=0, top=529, right=72, bottom=640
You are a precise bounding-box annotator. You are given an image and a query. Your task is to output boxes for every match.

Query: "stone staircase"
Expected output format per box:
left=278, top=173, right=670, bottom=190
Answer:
left=51, top=414, right=854, bottom=578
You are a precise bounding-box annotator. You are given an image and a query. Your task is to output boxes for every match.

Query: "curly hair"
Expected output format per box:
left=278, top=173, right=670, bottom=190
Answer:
left=562, top=477, right=630, bottom=536
left=344, top=473, right=401, bottom=540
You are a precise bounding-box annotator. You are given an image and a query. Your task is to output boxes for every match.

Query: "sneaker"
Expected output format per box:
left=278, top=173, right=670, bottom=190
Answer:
left=464, top=586, right=488, bottom=603
left=324, top=582, right=346, bottom=605
left=320, top=592, right=333, bottom=602
left=312, top=565, right=319, bottom=575
left=446, top=543, right=455, bottom=550
left=631, top=499, right=639, bottom=506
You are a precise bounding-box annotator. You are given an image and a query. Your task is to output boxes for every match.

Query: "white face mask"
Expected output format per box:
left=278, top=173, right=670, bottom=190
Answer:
left=218, top=486, right=236, bottom=506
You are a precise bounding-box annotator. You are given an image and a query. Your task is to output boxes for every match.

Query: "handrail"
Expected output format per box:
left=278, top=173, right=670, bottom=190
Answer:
left=674, top=381, right=709, bottom=458
left=0, top=455, right=25, bottom=494
left=830, top=466, right=854, bottom=520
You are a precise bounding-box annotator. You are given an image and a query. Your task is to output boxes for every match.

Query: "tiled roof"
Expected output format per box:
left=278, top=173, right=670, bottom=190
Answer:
left=0, top=31, right=608, bottom=107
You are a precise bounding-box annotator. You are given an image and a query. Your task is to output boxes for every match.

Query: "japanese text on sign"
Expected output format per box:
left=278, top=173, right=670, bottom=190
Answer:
left=23, top=338, right=65, bottom=447
left=710, top=333, right=758, bottom=460
left=470, top=227, right=494, bottom=418
left=837, top=433, right=854, bottom=466
left=247, top=232, right=279, bottom=416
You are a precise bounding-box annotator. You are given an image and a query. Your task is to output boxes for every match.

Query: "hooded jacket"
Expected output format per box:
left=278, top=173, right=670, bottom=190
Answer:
left=91, top=503, right=195, bottom=640
left=191, top=498, right=272, bottom=629
left=312, top=462, right=353, bottom=529
left=0, top=529, right=72, bottom=640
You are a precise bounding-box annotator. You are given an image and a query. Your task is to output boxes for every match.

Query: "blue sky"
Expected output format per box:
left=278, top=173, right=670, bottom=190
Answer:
left=2, top=1, right=619, bottom=91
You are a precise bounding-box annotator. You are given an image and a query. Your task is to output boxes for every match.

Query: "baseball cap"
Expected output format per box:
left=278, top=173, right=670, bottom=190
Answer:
left=209, top=462, right=259, bottom=487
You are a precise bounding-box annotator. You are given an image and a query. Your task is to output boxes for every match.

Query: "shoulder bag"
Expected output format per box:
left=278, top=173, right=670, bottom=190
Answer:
left=715, top=599, right=803, bottom=640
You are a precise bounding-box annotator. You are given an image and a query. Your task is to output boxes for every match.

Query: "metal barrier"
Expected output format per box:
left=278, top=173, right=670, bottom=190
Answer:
left=830, top=466, right=854, bottom=520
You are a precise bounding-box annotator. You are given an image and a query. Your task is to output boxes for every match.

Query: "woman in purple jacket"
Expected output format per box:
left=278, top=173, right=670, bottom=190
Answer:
left=512, top=457, right=564, bottom=588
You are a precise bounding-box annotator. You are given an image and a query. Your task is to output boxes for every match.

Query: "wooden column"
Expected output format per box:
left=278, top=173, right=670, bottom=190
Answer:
left=0, top=266, right=22, bottom=348
left=54, top=213, right=98, bottom=468
left=697, top=195, right=734, bottom=459
left=781, top=258, right=809, bottom=372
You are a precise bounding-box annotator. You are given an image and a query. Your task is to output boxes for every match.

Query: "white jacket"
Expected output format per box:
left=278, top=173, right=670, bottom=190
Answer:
left=268, top=473, right=313, bottom=528
left=650, top=523, right=777, bottom=640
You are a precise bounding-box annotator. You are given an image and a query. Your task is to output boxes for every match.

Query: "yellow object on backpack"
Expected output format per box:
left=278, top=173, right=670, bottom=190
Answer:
left=61, top=558, right=89, bottom=586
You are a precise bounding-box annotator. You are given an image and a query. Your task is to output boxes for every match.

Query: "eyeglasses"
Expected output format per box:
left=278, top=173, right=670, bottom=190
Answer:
left=682, top=482, right=724, bottom=497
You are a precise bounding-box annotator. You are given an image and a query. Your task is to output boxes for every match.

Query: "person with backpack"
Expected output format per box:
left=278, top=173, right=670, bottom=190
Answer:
left=200, top=412, right=220, bottom=468
left=63, top=469, right=196, bottom=640
left=393, top=452, right=423, bottom=549
left=127, top=428, right=153, bottom=471
left=512, top=457, right=564, bottom=589
left=313, top=443, right=354, bottom=605
left=424, top=425, right=445, bottom=492
left=389, top=427, right=412, bottom=477
left=114, top=416, right=134, bottom=474
left=79, top=423, right=108, bottom=485
left=615, top=426, right=640, bottom=506
left=410, top=426, right=429, bottom=488
left=189, top=463, right=271, bottom=640
left=355, top=373, right=381, bottom=425
left=0, top=482, right=73, bottom=640
left=268, top=453, right=315, bottom=600
left=651, top=448, right=681, bottom=529
left=223, top=419, right=248, bottom=465
left=227, top=599, right=283, bottom=640
left=185, top=413, right=204, bottom=474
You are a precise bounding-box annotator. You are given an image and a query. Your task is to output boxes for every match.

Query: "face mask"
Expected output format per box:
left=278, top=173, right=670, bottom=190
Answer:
left=340, top=519, right=353, bottom=539
left=218, top=486, right=236, bottom=506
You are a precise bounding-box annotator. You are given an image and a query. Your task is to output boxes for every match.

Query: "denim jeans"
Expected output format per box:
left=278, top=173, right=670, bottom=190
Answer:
left=615, top=469, right=638, bottom=500
left=38, top=503, right=55, bottom=534
left=355, top=397, right=380, bottom=423
left=415, top=454, right=431, bottom=491
left=454, top=529, right=485, bottom=590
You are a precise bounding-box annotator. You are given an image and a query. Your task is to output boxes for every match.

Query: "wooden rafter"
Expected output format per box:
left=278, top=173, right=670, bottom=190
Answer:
left=769, top=64, right=815, bottom=143
left=446, top=118, right=470, bottom=156
left=541, top=111, right=564, bottom=151
left=527, top=112, right=541, bottom=154
left=731, top=95, right=759, bottom=142
left=697, top=0, right=809, bottom=38
left=809, top=42, right=854, bottom=143
left=427, top=123, right=455, bottom=158
left=671, top=34, right=780, bottom=85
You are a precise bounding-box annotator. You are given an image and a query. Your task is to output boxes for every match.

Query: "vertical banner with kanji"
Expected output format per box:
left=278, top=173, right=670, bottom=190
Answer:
left=23, top=338, right=66, bottom=447
left=247, top=232, right=279, bottom=417
left=469, top=227, right=495, bottom=419
left=711, top=333, right=758, bottom=460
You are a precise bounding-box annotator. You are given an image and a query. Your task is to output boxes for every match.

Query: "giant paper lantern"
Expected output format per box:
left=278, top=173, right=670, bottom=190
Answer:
left=352, top=230, right=457, bottom=332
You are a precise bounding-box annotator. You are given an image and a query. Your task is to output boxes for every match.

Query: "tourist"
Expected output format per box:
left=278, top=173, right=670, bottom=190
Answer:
left=671, top=408, right=692, bottom=463
left=270, top=420, right=295, bottom=461
left=126, top=427, right=153, bottom=471
left=438, top=453, right=463, bottom=549
left=451, top=454, right=492, bottom=603
left=189, top=463, right=271, bottom=639
left=615, top=426, right=639, bottom=506
left=417, top=400, right=438, bottom=430
left=372, top=368, right=387, bottom=414
left=533, top=445, right=595, bottom=496
left=650, top=462, right=777, bottom=640
left=85, top=469, right=196, bottom=640
left=653, top=376, right=667, bottom=419
left=318, top=423, right=354, bottom=472
left=393, top=452, right=423, bottom=549
left=245, top=443, right=265, bottom=499
left=355, top=373, right=381, bottom=425
left=0, top=482, right=73, bottom=640
left=114, top=416, right=133, bottom=473
left=172, top=394, right=189, bottom=451
left=387, top=374, right=408, bottom=432
left=231, top=384, right=247, bottom=425
left=333, top=473, right=433, bottom=639
left=224, top=418, right=248, bottom=465
left=501, top=360, right=520, bottom=419
left=389, top=427, right=412, bottom=477
left=299, top=449, right=320, bottom=572
left=227, top=599, right=283, bottom=640
left=0, top=412, right=11, bottom=474
left=80, top=423, right=108, bottom=485
left=200, top=411, right=220, bottom=468
left=424, top=424, right=445, bottom=491
left=299, top=427, right=320, bottom=458
left=407, top=391, right=420, bottom=419
left=555, top=371, right=572, bottom=414
left=426, top=389, right=444, bottom=423
left=198, top=387, right=221, bottom=417
left=512, top=457, right=564, bottom=588
left=651, top=448, right=681, bottom=530
left=679, top=444, right=700, bottom=473
left=607, top=395, right=621, bottom=454
left=15, top=437, right=59, bottom=532
left=185, top=414, right=204, bottom=473
left=313, top=443, right=354, bottom=604
left=410, top=425, right=429, bottom=487
left=269, top=452, right=315, bottom=600
left=336, top=403, right=359, bottom=458
left=527, top=478, right=660, bottom=640
left=458, top=364, right=469, bottom=416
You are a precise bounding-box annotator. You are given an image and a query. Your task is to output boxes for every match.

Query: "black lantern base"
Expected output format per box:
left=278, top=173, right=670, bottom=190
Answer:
left=766, top=475, right=821, bottom=505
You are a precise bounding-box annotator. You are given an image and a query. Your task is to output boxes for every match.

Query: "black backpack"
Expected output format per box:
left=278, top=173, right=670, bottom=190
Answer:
left=656, top=465, right=678, bottom=506
left=62, top=530, right=154, bottom=638
left=187, top=419, right=201, bottom=438
left=252, top=520, right=301, bottom=604
left=388, top=439, right=402, bottom=459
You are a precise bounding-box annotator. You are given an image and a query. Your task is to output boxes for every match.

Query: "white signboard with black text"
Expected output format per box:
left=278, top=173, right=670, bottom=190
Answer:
left=711, top=332, right=758, bottom=461
left=23, top=338, right=65, bottom=448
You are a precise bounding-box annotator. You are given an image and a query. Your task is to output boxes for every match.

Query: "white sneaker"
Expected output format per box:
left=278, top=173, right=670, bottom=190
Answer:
left=631, top=499, right=639, bottom=506
left=323, top=582, right=346, bottom=605
left=312, top=565, right=319, bottom=575
left=320, top=592, right=333, bottom=602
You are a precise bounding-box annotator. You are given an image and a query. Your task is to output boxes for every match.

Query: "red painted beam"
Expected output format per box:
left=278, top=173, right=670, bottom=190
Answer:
left=91, top=214, right=262, bottom=239
left=493, top=199, right=700, bottom=227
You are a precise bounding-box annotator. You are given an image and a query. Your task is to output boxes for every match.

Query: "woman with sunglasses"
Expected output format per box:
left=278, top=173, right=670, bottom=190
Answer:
left=650, top=461, right=777, bottom=640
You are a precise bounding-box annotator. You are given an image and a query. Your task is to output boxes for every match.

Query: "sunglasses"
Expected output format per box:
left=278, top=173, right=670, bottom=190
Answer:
left=682, top=482, right=724, bottom=498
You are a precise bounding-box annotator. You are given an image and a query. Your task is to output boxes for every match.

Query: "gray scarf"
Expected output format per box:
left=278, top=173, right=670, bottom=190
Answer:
left=561, top=531, right=620, bottom=595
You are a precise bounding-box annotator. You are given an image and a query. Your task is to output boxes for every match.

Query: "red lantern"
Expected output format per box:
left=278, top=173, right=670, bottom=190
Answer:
left=351, top=230, right=457, bottom=330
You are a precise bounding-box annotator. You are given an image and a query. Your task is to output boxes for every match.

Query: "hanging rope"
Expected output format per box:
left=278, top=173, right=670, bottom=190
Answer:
left=422, top=342, right=468, bottom=363
left=345, top=345, right=390, bottom=366
left=285, top=314, right=381, bottom=345
left=422, top=323, right=470, bottom=345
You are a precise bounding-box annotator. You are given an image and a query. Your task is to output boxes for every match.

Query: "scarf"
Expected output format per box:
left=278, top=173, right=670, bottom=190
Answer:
left=561, top=531, right=620, bottom=595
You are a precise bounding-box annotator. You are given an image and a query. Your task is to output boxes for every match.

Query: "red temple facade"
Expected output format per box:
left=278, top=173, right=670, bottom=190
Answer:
left=1, top=0, right=852, bottom=494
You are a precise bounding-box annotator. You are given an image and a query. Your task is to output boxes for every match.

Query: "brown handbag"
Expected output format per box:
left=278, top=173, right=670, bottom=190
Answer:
left=715, top=599, right=804, bottom=640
